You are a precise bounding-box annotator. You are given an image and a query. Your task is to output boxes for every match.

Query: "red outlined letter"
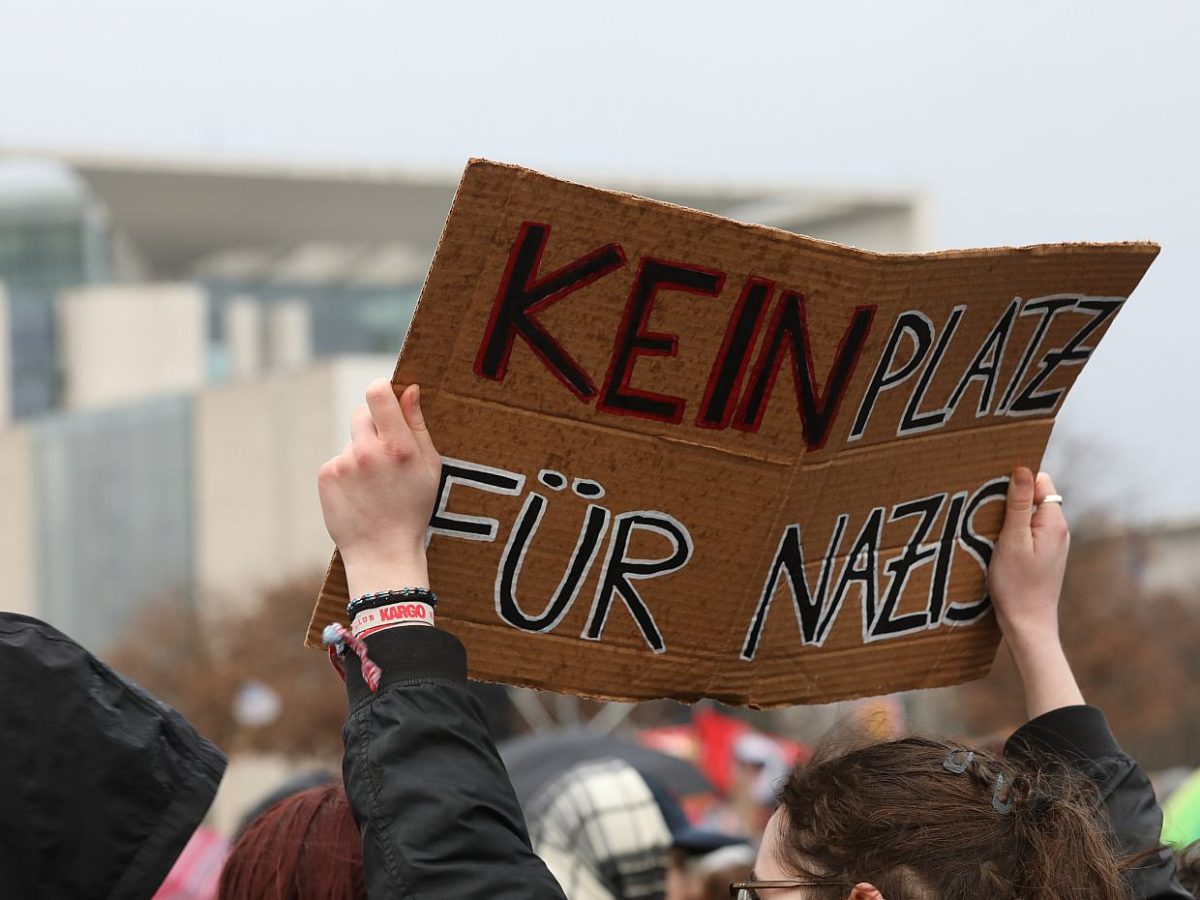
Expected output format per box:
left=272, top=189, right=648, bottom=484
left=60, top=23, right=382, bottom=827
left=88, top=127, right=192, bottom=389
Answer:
left=474, top=222, right=626, bottom=400
left=733, top=291, right=876, bottom=450
left=598, top=259, right=725, bottom=423
left=696, top=277, right=774, bottom=430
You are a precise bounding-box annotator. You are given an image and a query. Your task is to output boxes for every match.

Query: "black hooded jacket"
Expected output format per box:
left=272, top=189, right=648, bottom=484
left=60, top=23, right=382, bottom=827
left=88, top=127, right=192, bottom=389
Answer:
left=0, top=613, right=227, bottom=900
left=1006, top=705, right=1189, bottom=899
left=340, top=622, right=1185, bottom=900
left=339, top=624, right=566, bottom=900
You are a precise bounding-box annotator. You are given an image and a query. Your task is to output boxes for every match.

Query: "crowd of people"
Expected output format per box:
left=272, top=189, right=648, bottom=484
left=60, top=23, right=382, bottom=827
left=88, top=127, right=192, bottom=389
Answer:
left=1, top=376, right=1196, bottom=899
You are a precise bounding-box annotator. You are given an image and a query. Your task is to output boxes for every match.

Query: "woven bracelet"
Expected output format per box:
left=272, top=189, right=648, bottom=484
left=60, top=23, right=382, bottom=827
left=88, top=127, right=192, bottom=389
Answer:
left=347, top=587, right=438, bottom=618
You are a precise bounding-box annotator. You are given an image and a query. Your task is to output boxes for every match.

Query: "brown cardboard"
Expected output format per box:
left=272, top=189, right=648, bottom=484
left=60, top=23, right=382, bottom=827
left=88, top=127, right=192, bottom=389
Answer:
left=306, top=159, right=1158, bottom=707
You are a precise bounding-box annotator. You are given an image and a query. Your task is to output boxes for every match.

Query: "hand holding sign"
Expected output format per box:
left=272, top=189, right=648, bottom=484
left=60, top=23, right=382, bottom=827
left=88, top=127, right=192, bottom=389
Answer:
left=307, top=160, right=1157, bottom=707
left=988, top=468, right=1070, bottom=646
left=318, top=380, right=441, bottom=599
left=988, top=468, right=1083, bottom=718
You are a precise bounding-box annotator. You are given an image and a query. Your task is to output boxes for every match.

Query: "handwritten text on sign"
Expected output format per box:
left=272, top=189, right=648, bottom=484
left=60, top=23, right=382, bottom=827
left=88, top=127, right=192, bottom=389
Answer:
left=310, top=160, right=1157, bottom=706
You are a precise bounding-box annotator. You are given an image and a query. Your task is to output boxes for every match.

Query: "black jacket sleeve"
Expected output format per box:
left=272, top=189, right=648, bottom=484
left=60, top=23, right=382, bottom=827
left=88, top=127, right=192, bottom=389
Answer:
left=0, top=613, right=226, bottom=900
left=1005, top=705, right=1189, bottom=900
left=340, top=625, right=566, bottom=900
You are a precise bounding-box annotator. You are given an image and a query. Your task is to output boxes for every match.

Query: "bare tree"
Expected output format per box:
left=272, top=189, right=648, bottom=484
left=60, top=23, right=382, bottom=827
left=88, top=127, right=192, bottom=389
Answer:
left=951, top=526, right=1200, bottom=769
left=107, top=574, right=347, bottom=758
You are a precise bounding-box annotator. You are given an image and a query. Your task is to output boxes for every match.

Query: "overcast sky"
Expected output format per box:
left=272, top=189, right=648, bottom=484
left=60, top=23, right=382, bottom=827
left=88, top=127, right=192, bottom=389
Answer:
left=3, top=0, right=1197, bottom=521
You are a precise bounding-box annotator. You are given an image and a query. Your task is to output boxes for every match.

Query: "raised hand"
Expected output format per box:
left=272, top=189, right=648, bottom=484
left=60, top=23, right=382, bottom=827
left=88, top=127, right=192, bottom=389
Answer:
left=987, top=467, right=1083, bottom=718
left=317, top=379, right=441, bottom=598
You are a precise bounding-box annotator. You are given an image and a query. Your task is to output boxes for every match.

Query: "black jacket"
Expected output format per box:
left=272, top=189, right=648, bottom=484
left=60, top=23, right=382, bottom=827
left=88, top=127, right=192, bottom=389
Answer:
left=340, top=625, right=566, bottom=900
left=1006, top=705, right=1189, bottom=900
left=0, top=613, right=227, bottom=900
left=339, top=625, right=1185, bottom=900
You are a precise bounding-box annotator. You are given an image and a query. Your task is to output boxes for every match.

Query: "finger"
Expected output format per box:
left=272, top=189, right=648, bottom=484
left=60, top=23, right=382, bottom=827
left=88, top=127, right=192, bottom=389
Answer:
left=1034, top=471, right=1057, bottom=503
left=1032, top=471, right=1068, bottom=539
left=1000, top=467, right=1036, bottom=541
left=400, top=384, right=439, bottom=463
left=350, top=404, right=377, bottom=444
left=365, top=378, right=411, bottom=447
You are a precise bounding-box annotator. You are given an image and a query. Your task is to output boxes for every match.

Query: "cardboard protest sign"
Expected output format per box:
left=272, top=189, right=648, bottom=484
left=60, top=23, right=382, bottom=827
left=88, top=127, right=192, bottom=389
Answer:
left=307, top=159, right=1158, bottom=707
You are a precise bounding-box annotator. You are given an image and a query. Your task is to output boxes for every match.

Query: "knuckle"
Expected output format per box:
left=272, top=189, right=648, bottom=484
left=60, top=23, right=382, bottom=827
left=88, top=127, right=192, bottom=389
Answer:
left=382, top=440, right=413, bottom=462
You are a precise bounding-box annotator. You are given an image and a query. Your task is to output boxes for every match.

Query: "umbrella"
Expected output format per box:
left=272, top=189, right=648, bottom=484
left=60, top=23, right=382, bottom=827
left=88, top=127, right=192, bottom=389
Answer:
left=499, top=728, right=714, bottom=806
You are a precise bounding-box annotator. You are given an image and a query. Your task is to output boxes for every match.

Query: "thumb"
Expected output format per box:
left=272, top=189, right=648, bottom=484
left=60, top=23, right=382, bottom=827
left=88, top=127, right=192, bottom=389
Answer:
left=400, top=384, right=439, bottom=464
left=1001, top=467, right=1036, bottom=541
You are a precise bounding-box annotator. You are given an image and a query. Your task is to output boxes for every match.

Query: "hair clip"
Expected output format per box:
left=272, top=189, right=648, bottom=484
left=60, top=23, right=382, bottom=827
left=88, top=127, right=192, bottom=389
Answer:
left=942, top=749, right=975, bottom=774
left=992, top=773, right=1014, bottom=815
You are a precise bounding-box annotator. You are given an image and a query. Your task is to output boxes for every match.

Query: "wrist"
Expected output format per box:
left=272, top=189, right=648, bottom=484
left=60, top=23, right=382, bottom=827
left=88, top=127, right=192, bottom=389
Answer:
left=1006, top=632, right=1067, bottom=676
left=996, top=613, right=1060, bottom=655
left=342, top=547, right=430, bottom=598
left=1007, top=640, right=1085, bottom=719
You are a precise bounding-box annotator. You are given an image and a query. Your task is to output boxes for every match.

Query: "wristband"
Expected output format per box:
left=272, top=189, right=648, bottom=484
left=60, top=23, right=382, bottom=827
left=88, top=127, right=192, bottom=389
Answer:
left=352, top=600, right=435, bottom=639
left=347, top=587, right=438, bottom=618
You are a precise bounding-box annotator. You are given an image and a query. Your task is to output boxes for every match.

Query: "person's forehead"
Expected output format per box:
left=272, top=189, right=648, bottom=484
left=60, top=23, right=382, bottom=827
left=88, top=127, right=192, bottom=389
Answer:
left=752, top=811, right=821, bottom=899
left=753, top=809, right=788, bottom=878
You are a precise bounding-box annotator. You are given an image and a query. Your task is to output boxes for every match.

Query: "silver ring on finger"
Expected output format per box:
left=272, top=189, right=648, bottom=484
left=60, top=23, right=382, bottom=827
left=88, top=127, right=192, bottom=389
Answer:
left=1039, top=494, right=1064, bottom=506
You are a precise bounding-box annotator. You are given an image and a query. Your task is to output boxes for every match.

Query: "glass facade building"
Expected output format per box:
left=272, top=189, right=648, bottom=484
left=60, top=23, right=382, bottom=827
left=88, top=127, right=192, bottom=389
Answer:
left=204, top=279, right=420, bottom=378
left=0, top=191, right=110, bottom=417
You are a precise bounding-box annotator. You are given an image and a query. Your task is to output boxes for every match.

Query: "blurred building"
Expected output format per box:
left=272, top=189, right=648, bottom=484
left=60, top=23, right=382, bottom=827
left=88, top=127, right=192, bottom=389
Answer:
left=0, top=162, right=112, bottom=418
left=0, top=355, right=390, bottom=647
left=1076, top=520, right=1200, bottom=602
left=0, top=151, right=933, bottom=419
left=0, top=149, right=933, bottom=648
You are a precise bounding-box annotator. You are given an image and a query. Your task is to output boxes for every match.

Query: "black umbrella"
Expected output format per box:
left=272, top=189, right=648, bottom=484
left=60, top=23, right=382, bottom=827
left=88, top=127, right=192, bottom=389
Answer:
left=499, top=728, right=713, bottom=806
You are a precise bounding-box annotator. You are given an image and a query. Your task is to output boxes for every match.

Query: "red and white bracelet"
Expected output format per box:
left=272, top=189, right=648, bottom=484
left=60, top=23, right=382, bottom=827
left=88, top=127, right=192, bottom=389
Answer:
left=351, top=599, right=435, bottom=639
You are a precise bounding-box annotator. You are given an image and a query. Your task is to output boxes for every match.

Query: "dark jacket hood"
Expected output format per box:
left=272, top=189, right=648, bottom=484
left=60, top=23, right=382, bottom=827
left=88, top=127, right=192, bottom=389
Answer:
left=0, top=613, right=226, bottom=899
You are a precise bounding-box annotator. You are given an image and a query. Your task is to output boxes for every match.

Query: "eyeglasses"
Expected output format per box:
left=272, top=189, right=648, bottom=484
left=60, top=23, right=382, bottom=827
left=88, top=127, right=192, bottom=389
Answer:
left=730, top=880, right=847, bottom=899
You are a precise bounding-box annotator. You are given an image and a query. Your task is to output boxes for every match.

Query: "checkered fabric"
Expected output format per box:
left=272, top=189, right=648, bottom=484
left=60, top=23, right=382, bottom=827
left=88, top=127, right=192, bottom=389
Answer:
left=526, top=758, right=672, bottom=900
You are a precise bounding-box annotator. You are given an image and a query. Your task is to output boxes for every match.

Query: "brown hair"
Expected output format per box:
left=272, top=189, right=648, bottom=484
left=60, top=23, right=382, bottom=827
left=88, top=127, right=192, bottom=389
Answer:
left=774, top=737, right=1130, bottom=900
left=218, top=783, right=365, bottom=900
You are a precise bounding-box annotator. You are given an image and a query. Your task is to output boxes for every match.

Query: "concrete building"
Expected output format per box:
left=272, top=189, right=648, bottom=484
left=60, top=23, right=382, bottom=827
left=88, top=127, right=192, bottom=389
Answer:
left=194, top=355, right=389, bottom=609
left=0, top=424, right=36, bottom=617
left=5, top=354, right=392, bottom=646
left=59, top=283, right=208, bottom=409
left=0, top=285, right=10, bottom=425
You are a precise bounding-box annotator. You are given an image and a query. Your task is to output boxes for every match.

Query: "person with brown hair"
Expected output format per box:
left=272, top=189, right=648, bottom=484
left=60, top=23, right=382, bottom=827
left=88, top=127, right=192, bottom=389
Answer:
left=738, top=468, right=1190, bottom=900
left=218, top=782, right=365, bottom=900
left=297, top=380, right=1186, bottom=900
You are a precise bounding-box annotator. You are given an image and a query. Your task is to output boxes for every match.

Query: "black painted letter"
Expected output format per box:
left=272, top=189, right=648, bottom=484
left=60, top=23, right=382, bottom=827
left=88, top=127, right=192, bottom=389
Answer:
left=582, top=511, right=693, bottom=653
left=599, top=259, right=725, bottom=422
left=474, top=222, right=626, bottom=400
